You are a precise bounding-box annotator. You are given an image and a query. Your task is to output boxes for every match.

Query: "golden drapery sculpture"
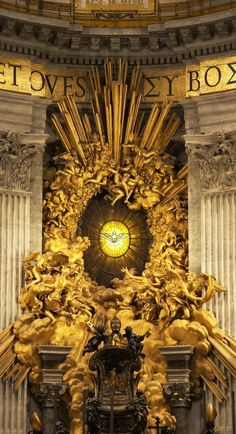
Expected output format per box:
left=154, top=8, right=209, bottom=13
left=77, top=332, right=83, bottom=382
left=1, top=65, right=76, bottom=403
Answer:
left=0, top=60, right=236, bottom=434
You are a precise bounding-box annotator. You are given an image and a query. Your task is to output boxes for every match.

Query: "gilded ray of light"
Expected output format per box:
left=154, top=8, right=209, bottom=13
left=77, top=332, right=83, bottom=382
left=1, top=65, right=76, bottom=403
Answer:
left=100, top=221, right=130, bottom=257
left=81, top=195, right=151, bottom=286
left=1, top=59, right=236, bottom=434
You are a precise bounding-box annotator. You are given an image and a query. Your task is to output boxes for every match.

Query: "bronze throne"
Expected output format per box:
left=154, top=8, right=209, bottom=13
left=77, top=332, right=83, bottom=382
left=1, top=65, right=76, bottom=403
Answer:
left=85, top=345, right=148, bottom=434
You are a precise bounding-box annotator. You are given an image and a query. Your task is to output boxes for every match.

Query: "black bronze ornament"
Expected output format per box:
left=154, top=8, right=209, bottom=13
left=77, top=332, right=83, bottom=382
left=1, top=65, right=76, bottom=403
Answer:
left=83, top=325, right=109, bottom=355
left=83, top=320, right=150, bottom=434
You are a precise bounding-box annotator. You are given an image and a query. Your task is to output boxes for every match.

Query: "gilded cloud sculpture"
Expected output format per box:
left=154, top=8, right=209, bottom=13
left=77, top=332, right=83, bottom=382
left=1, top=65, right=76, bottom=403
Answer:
left=0, top=60, right=235, bottom=434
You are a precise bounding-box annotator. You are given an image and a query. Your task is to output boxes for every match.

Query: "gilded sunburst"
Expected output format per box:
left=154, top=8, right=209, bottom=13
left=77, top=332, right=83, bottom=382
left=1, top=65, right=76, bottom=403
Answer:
left=0, top=60, right=235, bottom=434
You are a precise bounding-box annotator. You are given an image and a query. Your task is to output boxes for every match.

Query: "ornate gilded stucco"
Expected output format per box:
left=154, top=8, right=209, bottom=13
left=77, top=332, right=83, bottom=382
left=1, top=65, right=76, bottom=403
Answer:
left=80, top=196, right=151, bottom=285
left=0, top=60, right=236, bottom=434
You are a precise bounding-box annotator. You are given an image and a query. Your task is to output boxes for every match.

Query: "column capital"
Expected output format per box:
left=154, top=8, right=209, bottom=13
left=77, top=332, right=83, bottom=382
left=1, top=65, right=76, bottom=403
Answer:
left=39, top=383, right=68, bottom=403
left=163, top=382, right=192, bottom=408
left=0, top=131, right=48, bottom=191
left=159, top=345, right=194, bottom=409
left=184, top=132, right=236, bottom=192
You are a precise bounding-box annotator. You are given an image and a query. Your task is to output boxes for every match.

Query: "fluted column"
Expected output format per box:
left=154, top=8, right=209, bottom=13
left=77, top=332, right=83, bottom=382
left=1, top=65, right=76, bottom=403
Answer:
left=37, top=345, right=71, bottom=434
left=186, top=132, right=236, bottom=434
left=160, top=346, right=194, bottom=434
left=0, top=132, right=47, bottom=434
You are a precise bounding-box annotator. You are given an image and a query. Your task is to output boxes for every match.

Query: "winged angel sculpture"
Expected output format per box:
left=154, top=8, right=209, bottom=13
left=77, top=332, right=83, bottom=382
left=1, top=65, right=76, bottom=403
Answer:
left=0, top=60, right=236, bottom=434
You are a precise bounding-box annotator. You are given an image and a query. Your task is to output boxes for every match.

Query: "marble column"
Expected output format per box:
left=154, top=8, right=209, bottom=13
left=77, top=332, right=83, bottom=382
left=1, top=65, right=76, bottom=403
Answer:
left=160, top=346, right=194, bottom=434
left=37, top=345, right=71, bottom=434
left=0, top=131, right=47, bottom=434
left=185, top=132, right=236, bottom=434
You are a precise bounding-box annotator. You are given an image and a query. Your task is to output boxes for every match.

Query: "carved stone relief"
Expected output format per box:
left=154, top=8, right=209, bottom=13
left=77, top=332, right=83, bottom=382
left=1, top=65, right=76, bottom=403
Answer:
left=186, top=133, right=236, bottom=192
left=1, top=13, right=236, bottom=64
left=163, top=383, right=192, bottom=408
left=0, top=132, right=45, bottom=191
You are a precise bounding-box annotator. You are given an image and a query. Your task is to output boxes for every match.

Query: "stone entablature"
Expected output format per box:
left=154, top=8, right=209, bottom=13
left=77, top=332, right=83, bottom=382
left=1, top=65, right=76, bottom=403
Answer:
left=1, top=7, right=236, bottom=63
left=0, top=0, right=235, bottom=23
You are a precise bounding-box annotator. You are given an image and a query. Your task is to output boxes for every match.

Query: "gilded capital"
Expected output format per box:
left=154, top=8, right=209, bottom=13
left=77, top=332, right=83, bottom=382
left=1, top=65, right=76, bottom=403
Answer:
left=0, top=131, right=47, bottom=191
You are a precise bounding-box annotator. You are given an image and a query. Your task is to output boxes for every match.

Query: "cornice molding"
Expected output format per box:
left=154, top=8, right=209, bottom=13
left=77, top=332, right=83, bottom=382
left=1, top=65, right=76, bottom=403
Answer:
left=1, top=9, right=236, bottom=64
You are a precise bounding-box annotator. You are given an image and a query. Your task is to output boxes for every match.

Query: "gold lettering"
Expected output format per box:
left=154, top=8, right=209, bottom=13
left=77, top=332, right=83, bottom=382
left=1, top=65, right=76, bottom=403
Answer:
left=63, top=76, right=73, bottom=96
left=188, top=70, right=200, bottom=92
left=75, top=77, right=86, bottom=98
left=204, top=66, right=222, bottom=88
left=0, top=54, right=235, bottom=102
left=0, top=63, right=6, bottom=85
left=162, top=75, right=178, bottom=97
left=45, top=75, right=59, bottom=95
left=227, top=62, right=236, bottom=85
left=31, top=70, right=45, bottom=92
left=9, top=64, right=22, bottom=86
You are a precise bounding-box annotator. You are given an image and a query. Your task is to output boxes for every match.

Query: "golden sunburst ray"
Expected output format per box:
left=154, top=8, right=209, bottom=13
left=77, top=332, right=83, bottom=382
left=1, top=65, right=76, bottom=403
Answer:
left=51, top=59, right=180, bottom=174
left=1, top=59, right=236, bottom=434
left=209, top=336, right=236, bottom=376
left=0, top=323, right=30, bottom=390
left=200, top=374, right=227, bottom=403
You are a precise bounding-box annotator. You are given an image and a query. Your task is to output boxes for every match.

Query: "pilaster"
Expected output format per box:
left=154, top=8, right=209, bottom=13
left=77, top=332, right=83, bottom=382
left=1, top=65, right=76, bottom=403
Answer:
left=159, top=346, right=195, bottom=434
left=16, top=132, right=48, bottom=252
left=185, top=131, right=236, bottom=434
left=0, top=91, right=49, bottom=133
left=196, top=92, right=236, bottom=134
left=185, top=131, right=236, bottom=335
left=0, top=126, right=47, bottom=433
left=37, top=346, right=71, bottom=434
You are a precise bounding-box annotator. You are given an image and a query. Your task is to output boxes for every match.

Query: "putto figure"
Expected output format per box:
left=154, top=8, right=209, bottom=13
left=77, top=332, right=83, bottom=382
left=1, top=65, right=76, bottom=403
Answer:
left=123, top=326, right=151, bottom=357
left=83, top=325, right=108, bottom=355
left=82, top=319, right=151, bottom=357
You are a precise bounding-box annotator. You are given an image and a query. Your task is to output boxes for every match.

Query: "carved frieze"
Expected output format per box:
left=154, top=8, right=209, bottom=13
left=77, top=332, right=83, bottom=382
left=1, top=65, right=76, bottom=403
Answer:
left=215, top=21, right=229, bottom=38
left=110, top=36, right=120, bottom=52
left=130, top=36, right=140, bottom=51
left=186, top=133, right=236, bottom=192
left=1, top=12, right=236, bottom=63
left=180, top=28, right=194, bottom=44
left=1, top=19, right=15, bottom=37
left=90, top=37, right=100, bottom=51
left=149, top=36, right=160, bottom=51
left=37, top=27, right=52, bottom=43
left=54, top=32, right=70, bottom=48
left=71, top=35, right=81, bottom=50
left=0, top=132, right=45, bottom=191
left=198, top=25, right=212, bottom=41
left=19, top=24, right=35, bottom=40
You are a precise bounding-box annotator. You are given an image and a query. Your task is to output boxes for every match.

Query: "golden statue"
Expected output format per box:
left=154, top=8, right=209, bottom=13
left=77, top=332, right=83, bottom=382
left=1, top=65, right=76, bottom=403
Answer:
left=0, top=60, right=235, bottom=434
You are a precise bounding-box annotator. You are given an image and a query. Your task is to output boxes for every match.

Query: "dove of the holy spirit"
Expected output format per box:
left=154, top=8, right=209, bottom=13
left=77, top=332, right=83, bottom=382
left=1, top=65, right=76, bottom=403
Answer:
left=99, top=221, right=130, bottom=257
